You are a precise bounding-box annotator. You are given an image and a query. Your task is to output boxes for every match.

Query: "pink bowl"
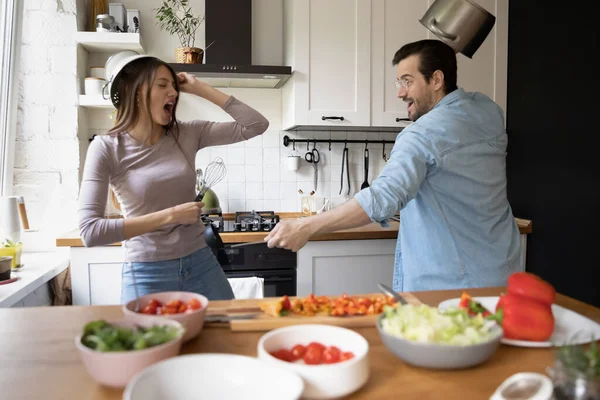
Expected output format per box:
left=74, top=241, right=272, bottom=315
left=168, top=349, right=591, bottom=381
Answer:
left=122, top=291, right=209, bottom=343
left=75, top=317, right=184, bottom=389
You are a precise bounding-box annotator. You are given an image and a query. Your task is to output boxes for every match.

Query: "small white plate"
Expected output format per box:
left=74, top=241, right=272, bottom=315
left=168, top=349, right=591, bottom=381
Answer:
left=438, top=296, right=600, bottom=348
left=123, top=353, right=304, bottom=400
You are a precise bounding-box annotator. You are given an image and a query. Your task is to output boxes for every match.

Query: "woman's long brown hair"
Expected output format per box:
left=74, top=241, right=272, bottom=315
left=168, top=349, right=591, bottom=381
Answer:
left=107, top=57, right=180, bottom=140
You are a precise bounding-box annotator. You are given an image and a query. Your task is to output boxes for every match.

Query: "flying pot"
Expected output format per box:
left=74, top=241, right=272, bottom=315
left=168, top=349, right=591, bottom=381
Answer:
left=419, top=0, right=496, bottom=58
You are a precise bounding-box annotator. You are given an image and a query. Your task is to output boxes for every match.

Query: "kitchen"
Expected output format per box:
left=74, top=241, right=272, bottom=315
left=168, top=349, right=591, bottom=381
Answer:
left=1, top=0, right=599, bottom=399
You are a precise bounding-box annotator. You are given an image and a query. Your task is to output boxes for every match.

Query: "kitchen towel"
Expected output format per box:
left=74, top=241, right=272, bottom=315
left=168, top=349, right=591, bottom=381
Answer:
left=227, top=277, right=264, bottom=299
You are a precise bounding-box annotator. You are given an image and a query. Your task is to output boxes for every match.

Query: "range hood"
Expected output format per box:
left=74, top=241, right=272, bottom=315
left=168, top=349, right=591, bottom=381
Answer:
left=169, top=63, right=292, bottom=89
left=169, top=0, right=292, bottom=89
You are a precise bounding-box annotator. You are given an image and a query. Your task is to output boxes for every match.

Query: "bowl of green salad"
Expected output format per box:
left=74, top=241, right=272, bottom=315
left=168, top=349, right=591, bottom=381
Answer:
left=376, top=303, right=503, bottom=369
left=75, top=317, right=185, bottom=388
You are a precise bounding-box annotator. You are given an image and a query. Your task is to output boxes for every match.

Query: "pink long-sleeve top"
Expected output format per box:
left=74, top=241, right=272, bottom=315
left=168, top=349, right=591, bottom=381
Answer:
left=78, top=96, right=269, bottom=262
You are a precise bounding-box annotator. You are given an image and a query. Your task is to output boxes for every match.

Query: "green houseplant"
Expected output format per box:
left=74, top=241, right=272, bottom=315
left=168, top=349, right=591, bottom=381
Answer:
left=154, top=0, right=206, bottom=63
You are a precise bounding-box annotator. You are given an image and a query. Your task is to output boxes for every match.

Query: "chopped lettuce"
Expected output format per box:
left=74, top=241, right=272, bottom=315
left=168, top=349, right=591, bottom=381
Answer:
left=381, top=304, right=496, bottom=345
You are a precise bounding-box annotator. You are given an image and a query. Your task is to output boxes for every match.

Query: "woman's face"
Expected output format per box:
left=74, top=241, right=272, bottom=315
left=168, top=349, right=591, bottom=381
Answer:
left=146, top=65, right=178, bottom=126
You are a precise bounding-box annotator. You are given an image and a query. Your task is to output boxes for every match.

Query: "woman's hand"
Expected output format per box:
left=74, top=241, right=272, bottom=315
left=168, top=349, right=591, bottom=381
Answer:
left=169, top=201, right=205, bottom=225
left=176, top=72, right=230, bottom=107
left=177, top=72, right=201, bottom=94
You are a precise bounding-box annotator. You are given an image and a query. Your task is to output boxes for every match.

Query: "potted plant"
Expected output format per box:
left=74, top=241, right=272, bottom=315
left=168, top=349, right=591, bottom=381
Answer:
left=154, top=0, right=206, bottom=64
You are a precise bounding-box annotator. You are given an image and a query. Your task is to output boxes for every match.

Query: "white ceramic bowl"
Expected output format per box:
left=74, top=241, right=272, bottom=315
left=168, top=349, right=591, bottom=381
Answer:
left=257, top=324, right=370, bottom=400
left=123, top=353, right=305, bottom=400
left=122, top=291, right=209, bottom=343
left=75, top=317, right=184, bottom=389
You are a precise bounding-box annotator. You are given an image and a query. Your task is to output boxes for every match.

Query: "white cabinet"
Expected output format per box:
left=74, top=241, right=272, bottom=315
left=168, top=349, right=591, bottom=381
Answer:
left=297, top=239, right=396, bottom=296
left=282, top=0, right=509, bottom=130
left=70, top=246, right=125, bottom=305
left=282, top=0, right=372, bottom=130
left=370, top=0, right=430, bottom=128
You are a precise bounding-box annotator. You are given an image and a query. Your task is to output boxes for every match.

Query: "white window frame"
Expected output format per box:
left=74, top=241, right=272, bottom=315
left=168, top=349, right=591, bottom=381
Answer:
left=0, top=0, right=22, bottom=196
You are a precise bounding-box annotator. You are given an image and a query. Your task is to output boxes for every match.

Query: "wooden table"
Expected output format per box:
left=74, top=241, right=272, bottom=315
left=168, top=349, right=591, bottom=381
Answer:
left=1, top=287, right=598, bottom=400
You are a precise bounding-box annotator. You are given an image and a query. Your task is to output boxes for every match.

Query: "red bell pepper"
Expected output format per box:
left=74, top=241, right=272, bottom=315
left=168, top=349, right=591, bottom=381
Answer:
left=494, top=293, right=555, bottom=342
left=458, top=292, right=492, bottom=317
left=507, top=272, right=556, bottom=306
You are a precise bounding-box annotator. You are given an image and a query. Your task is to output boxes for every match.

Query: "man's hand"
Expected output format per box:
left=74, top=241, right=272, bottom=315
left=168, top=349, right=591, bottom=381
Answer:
left=264, top=219, right=314, bottom=252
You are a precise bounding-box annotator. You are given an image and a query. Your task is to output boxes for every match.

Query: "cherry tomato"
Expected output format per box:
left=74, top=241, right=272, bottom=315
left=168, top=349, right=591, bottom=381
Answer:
left=148, top=299, right=162, bottom=308
left=160, top=305, right=179, bottom=314
left=187, top=298, right=202, bottom=310
left=166, top=299, right=183, bottom=309
left=270, top=349, right=293, bottom=362
left=140, top=304, right=158, bottom=314
left=303, top=346, right=323, bottom=365
left=291, top=344, right=306, bottom=360
left=306, top=342, right=326, bottom=353
left=322, top=346, right=341, bottom=364
left=339, top=351, right=355, bottom=361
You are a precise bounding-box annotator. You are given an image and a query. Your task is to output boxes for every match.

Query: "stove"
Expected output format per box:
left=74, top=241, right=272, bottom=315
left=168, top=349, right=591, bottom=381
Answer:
left=200, top=210, right=296, bottom=297
left=201, top=210, right=281, bottom=233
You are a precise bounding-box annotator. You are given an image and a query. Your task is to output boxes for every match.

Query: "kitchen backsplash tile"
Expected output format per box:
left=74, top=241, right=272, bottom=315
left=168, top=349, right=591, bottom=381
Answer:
left=201, top=130, right=398, bottom=213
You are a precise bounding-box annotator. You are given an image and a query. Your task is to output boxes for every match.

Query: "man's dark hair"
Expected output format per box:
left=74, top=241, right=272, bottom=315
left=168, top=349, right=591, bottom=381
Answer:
left=392, top=39, right=458, bottom=94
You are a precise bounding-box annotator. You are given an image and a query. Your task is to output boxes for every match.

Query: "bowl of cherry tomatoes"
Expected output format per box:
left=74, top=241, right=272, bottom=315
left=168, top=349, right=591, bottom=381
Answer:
left=122, top=291, right=208, bottom=343
left=257, top=324, right=370, bottom=400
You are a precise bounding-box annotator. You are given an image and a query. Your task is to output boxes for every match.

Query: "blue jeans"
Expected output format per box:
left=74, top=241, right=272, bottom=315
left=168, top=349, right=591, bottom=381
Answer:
left=121, top=246, right=235, bottom=304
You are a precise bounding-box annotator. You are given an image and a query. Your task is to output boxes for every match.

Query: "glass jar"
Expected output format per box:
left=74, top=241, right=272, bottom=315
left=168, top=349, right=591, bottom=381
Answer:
left=88, top=0, right=108, bottom=31
left=548, top=359, right=600, bottom=400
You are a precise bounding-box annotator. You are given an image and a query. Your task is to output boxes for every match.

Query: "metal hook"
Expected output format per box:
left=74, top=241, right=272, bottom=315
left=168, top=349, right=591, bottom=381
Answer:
left=382, top=140, right=387, bottom=162
left=365, top=140, right=368, bottom=150
left=293, top=140, right=296, bottom=151
left=329, top=139, right=332, bottom=151
left=313, top=139, right=317, bottom=151
left=307, top=141, right=310, bottom=151
left=344, top=139, right=348, bottom=149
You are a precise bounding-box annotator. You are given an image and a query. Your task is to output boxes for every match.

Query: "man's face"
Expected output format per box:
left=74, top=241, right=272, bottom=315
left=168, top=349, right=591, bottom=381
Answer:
left=395, top=55, right=438, bottom=121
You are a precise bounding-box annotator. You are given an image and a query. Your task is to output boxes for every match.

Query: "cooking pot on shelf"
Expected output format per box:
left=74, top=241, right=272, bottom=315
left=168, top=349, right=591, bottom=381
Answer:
left=419, top=0, right=496, bottom=58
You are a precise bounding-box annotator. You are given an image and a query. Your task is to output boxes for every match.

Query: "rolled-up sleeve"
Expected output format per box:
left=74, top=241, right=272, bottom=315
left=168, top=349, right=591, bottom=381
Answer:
left=354, top=128, right=439, bottom=226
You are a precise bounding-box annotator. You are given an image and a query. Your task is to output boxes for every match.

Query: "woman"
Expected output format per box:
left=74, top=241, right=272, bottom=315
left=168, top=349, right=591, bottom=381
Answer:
left=78, top=55, right=269, bottom=303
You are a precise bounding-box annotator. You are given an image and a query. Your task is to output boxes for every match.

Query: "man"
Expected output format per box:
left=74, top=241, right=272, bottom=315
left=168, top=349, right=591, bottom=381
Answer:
left=265, top=39, right=522, bottom=292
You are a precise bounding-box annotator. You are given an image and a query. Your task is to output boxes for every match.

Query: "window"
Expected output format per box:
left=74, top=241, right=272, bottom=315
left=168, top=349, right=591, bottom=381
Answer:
left=0, top=0, right=21, bottom=195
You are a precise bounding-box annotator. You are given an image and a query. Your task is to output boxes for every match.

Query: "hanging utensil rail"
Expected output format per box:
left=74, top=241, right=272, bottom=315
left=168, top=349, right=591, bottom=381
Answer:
left=282, top=135, right=395, bottom=148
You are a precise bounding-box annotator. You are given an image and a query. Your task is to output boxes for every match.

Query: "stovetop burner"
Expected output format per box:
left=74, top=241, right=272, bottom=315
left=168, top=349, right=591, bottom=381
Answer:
left=201, top=210, right=280, bottom=233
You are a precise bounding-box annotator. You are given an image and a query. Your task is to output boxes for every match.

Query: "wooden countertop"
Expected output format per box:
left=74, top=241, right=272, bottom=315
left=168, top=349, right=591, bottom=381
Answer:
left=1, top=286, right=596, bottom=400
left=55, top=213, right=532, bottom=247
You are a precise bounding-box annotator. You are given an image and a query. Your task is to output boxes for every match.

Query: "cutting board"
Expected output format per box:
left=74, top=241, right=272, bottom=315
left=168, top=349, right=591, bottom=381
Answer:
left=207, top=292, right=423, bottom=332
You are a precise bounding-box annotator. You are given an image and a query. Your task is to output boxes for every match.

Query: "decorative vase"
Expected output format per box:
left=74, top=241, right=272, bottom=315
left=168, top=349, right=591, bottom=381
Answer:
left=175, top=47, right=204, bottom=64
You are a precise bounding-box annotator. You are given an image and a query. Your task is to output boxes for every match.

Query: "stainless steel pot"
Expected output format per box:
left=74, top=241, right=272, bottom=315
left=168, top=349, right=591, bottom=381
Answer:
left=419, top=0, right=496, bottom=58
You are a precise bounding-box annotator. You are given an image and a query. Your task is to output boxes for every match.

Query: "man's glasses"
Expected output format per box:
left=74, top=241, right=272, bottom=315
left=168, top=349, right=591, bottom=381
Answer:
left=394, top=78, right=412, bottom=90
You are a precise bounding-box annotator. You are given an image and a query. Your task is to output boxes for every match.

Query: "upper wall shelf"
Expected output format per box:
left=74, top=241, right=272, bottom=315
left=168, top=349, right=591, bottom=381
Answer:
left=75, top=32, right=146, bottom=54
left=79, top=95, right=113, bottom=109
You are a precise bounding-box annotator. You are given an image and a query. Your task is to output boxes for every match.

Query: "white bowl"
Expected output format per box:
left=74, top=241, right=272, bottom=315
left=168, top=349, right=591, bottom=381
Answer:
left=123, top=353, right=304, bottom=400
left=257, top=324, right=370, bottom=400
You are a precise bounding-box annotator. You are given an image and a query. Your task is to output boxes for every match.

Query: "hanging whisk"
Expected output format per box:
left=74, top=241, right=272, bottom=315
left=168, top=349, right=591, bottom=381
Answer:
left=194, top=157, right=227, bottom=202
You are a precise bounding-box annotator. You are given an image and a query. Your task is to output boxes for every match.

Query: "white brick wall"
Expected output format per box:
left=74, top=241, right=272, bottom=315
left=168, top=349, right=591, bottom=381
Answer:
left=13, top=0, right=79, bottom=238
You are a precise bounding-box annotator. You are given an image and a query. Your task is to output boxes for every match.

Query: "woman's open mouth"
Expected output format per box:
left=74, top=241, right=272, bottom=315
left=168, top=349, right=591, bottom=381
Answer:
left=163, top=101, right=174, bottom=119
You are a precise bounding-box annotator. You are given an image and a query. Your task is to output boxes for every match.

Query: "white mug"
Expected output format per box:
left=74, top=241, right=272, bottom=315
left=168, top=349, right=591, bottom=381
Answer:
left=84, top=77, right=107, bottom=96
left=287, top=155, right=301, bottom=171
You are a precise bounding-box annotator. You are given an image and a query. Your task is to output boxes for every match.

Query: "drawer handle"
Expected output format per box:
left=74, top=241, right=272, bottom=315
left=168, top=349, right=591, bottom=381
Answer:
left=322, top=116, right=345, bottom=121
left=396, top=117, right=411, bottom=122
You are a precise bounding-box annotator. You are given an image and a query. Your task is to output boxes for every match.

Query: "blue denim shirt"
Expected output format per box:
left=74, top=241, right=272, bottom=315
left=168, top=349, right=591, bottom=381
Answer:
left=355, top=88, right=522, bottom=292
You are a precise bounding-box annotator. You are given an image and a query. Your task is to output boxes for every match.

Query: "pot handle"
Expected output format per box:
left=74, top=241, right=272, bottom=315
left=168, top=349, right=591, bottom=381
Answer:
left=428, top=18, right=458, bottom=41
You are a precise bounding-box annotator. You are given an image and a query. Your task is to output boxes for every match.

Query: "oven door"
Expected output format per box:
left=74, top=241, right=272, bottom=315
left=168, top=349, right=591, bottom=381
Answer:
left=224, top=269, right=296, bottom=298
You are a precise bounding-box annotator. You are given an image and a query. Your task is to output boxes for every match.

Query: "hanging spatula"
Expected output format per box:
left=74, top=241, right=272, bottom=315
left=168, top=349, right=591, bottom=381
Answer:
left=360, top=147, right=370, bottom=189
